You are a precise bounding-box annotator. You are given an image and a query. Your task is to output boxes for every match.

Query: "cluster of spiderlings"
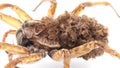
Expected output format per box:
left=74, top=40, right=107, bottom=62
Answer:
left=54, top=12, right=108, bottom=45
left=56, top=12, right=108, bottom=60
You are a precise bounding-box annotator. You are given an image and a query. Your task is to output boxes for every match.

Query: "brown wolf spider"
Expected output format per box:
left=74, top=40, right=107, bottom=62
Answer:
left=0, top=0, right=120, bottom=68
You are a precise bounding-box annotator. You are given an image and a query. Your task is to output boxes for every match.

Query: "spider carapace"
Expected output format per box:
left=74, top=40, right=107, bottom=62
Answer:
left=0, top=0, right=120, bottom=68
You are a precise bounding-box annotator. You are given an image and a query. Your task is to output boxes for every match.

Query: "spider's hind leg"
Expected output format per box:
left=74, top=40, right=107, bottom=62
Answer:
left=70, top=41, right=120, bottom=59
left=72, top=1, right=120, bottom=17
left=103, top=45, right=120, bottom=59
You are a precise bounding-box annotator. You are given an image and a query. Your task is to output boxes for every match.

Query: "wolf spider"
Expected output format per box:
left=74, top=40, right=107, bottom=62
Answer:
left=0, top=0, right=120, bottom=68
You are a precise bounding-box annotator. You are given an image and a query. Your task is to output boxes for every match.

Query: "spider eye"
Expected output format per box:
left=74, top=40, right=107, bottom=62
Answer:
left=22, top=22, right=29, bottom=28
left=23, top=20, right=39, bottom=28
left=21, top=23, right=36, bottom=38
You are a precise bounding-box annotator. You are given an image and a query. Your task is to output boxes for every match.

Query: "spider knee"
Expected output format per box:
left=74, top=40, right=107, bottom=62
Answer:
left=49, top=49, right=70, bottom=61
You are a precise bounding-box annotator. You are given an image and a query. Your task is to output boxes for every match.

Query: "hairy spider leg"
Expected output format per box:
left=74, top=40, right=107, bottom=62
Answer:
left=0, top=42, right=29, bottom=55
left=70, top=41, right=120, bottom=59
left=33, top=0, right=57, bottom=17
left=0, top=42, right=47, bottom=68
left=70, top=41, right=99, bottom=58
left=0, top=13, right=22, bottom=29
left=0, top=42, right=29, bottom=64
left=2, top=30, right=16, bottom=62
left=5, top=53, right=47, bottom=68
left=49, top=41, right=101, bottom=68
left=0, top=3, right=33, bottom=29
left=72, top=1, right=120, bottom=17
left=0, top=13, right=19, bottom=63
left=50, top=41, right=120, bottom=68
left=103, top=45, right=120, bottom=59
left=0, top=3, right=33, bottom=62
left=49, top=49, right=70, bottom=68
left=0, top=4, right=32, bottom=21
left=2, top=30, right=16, bottom=42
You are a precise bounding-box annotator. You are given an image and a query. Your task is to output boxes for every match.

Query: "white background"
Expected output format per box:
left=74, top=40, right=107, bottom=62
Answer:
left=0, top=0, right=120, bottom=68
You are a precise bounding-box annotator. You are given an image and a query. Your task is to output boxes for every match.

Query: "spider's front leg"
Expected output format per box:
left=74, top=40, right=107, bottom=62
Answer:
left=0, top=3, right=34, bottom=62
left=0, top=4, right=32, bottom=21
left=0, top=42, right=47, bottom=68
left=0, top=13, right=22, bottom=29
left=0, top=42, right=29, bottom=55
left=2, top=30, right=16, bottom=42
left=0, top=3, right=32, bottom=29
left=5, top=53, right=46, bottom=68
left=0, top=42, right=28, bottom=64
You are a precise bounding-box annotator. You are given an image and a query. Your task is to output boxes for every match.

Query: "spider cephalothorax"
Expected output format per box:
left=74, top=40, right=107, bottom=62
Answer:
left=0, top=0, right=120, bottom=68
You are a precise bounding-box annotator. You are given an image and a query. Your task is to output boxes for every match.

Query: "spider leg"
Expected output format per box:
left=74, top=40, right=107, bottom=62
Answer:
left=103, top=45, right=120, bottom=59
left=70, top=41, right=100, bottom=58
left=72, top=1, right=120, bottom=17
left=70, top=41, right=120, bottom=59
left=47, top=0, right=57, bottom=17
left=5, top=52, right=47, bottom=68
left=33, top=0, right=57, bottom=17
left=2, top=30, right=16, bottom=62
left=0, top=13, right=22, bottom=29
left=0, top=42, right=29, bottom=64
left=0, top=42, right=29, bottom=55
left=2, top=30, right=16, bottom=42
left=8, top=53, right=13, bottom=62
left=0, top=4, right=32, bottom=21
left=49, top=49, right=70, bottom=68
